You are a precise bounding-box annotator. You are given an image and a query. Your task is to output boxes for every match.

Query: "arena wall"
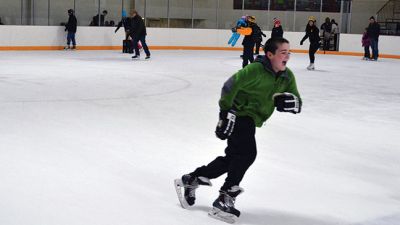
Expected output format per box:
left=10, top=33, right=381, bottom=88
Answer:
left=0, top=25, right=399, bottom=58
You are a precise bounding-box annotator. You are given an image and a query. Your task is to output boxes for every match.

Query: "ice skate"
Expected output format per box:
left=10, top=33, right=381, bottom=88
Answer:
left=208, top=186, right=244, bottom=224
left=132, top=55, right=140, bottom=59
left=64, top=46, right=71, bottom=50
left=174, top=174, right=211, bottom=209
left=307, top=63, right=315, bottom=70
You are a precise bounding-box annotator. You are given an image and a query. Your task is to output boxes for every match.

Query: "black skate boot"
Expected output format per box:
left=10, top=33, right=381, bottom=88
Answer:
left=208, top=186, right=244, bottom=224
left=174, top=174, right=212, bottom=209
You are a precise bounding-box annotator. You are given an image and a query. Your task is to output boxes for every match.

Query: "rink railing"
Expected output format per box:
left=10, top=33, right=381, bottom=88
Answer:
left=1, top=26, right=400, bottom=59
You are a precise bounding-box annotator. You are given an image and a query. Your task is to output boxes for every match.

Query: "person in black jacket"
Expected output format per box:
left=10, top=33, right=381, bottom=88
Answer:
left=300, top=16, right=321, bottom=70
left=91, top=10, right=107, bottom=26
left=241, top=16, right=256, bottom=68
left=115, top=10, right=131, bottom=40
left=320, top=17, right=332, bottom=50
left=65, top=9, right=77, bottom=50
left=367, top=16, right=380, bottom=61
left=252, top=23, right=266, bottom=55
left=271, top=18, right=283, bottom=39
left=129, top=10, right=151, bottom=59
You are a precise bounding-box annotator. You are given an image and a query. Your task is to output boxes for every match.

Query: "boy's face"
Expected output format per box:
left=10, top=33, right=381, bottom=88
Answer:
left=267, top=43, right=290, bottom=73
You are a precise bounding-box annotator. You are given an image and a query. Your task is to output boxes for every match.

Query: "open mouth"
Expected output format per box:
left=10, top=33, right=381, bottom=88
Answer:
left=282, top=61, right=287, bottom=66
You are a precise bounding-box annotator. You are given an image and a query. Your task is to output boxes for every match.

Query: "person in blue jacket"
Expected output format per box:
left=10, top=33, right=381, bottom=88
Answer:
left=228, top=16, right=248, bottom=47
left=115, top=10, right=131, bottom=40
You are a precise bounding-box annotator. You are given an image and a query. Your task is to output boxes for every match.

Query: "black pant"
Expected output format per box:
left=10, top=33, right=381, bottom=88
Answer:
left=254, top=41, right=262, bottom=55
left=309, top=42, right=320, bottom=63
left=323, top=38, right=330, bottom=51
left=242, top=45, right=255, bottom=68
left=191, top=116, right=257, bottom=191
left=131, top=35, right=151, bottom=57
left=364, top=46, right=370, bottom=58
left=333, top=34, right=338, bottom=51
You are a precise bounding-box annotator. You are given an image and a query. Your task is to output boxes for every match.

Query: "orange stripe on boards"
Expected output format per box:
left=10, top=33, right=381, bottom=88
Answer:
left=0, top=46, right=65, bottom=51
left=0, top=45, right=399, bottom=59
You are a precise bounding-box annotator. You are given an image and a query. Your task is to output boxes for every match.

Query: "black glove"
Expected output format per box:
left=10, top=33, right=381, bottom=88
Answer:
left=300, top=40, right=304, bottom=45
left=215, top=109, right=236, bottom=140
left=273, top=93, right=301, bottom=114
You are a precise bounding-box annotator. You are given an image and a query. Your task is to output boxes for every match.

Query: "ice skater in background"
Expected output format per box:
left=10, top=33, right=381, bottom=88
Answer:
left=174, top=37, right=302, bottom=223
left=300, top=16, right=321, bottom=70
left=271, top=18, right=283, bottom=39
left=241, top=16, right=256, bottom=68
left=115, top=10, right=131, bottom=40
left=129, top=10, right=150, bottom=59
left=362, top=27, right=371, bottom=60
left=64, top=9, right=77, bottom=50
left=252, top=21, right=266, bottom=55
left=228, top=16, right=248, bottom=47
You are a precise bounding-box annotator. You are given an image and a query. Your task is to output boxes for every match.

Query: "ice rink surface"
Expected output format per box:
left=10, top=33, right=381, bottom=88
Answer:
left=0, top=50, right=399, bottom=225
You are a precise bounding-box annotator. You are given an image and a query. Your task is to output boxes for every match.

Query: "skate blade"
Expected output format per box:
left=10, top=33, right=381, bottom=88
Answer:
left=174, top=179, right=190, bottom=209
left=208, top=207, right=237, bottom=224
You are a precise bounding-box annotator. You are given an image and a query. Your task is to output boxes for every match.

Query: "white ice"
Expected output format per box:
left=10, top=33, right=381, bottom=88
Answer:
left=0, top=50, right=399, bottom=225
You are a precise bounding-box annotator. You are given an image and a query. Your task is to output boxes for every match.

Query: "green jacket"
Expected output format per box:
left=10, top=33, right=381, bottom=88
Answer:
left=219, top=57, right=301, bottom=127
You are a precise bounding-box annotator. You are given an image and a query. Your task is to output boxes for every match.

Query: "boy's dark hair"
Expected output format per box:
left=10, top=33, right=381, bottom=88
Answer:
left=263, top=37, right=289, bottom=54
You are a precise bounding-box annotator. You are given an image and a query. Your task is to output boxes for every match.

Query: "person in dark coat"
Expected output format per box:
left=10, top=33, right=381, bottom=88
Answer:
left=252, top=23, right=266, bottom=55
left=65, top=9, right=77, bottom=50
left=115, top=10, right=131, bottom=40
left=241, top=16, right=256, bottom=68
left=271, top=18, right=283, bottom=39
left=129, top=9, right=151, bottom=59
left=367, top=16, right=380, bottom=61
left=91, top=10, right=107, bottom=26
left=300, top=16, right=321, bottom=70
left=320, top=17, right=332, bottom=50
left=331, top=19, right=339, bottom=51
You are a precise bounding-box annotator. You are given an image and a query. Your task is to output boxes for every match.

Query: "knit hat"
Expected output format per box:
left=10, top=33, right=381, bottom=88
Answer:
left=122, top=10, right=127, bottom=18
left=247, top=15, right=256, bottom=23
left=308, top=16, right=316, bottom=22
left=273, top=18, right=281, bottom=26
left=370, top=16, right=375, bottom=20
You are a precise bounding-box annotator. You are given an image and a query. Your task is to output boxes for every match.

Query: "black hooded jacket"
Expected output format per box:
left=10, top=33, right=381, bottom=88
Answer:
left=65, top=14, right=77, bottom=33
left=129, top=15, right=147, bottom=39
left=252, top=24, right=266, bottom=43
left=301, top=24, right=321, bottom=44
left=271, top=26, right=283, bottom=39
left=367, top=22, right=380, bottom=41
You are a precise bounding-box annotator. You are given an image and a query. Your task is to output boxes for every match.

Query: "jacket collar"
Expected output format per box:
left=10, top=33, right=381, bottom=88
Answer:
left=255, top=55, right=289, bottom=79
